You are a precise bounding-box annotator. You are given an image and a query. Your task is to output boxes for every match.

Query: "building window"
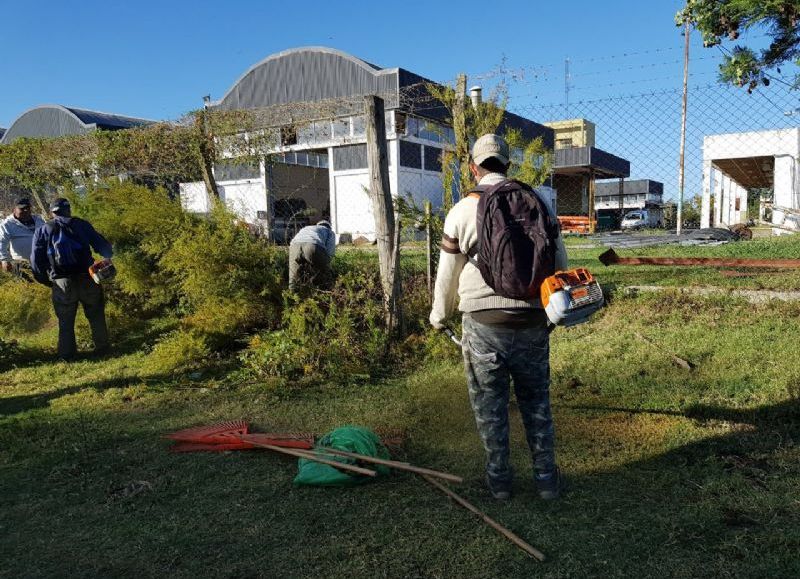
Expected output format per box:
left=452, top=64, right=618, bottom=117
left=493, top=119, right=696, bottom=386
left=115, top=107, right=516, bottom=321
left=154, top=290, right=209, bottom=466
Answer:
left=351, top=115, right=366, bottom=137
left=313, top=120, right=332, bottom=143
left=556, top=138, right=573, bottom=149
left=280, top=126, right=297, bottom=146
left=400, top=140, right=422, bottom=169
left=332, top=144, right=368, bottom=171
left=333, top=118, right=350, bottom=139
left=394, top=112, right=407, bottom=135
left=214, top=160, right=261, bottom=182
left=424, top=146, right=442, bottom=172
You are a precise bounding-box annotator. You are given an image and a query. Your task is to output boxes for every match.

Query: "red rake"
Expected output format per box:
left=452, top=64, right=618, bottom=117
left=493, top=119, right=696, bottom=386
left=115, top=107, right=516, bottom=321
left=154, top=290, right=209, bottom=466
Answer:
left=165, top=421, right=315, bottom=452
left=169, top=435, right=314, bottom=453
left=165, top=421, right=406, bottom=453
left=165, top=420, right=250, bottom=444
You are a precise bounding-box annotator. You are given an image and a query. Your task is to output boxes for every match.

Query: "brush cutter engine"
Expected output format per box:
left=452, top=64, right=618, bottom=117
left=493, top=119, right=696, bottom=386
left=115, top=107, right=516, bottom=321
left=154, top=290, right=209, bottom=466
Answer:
left=89, top=259, right=116, bottom=284
left=540, top=268, right=604, bottom=327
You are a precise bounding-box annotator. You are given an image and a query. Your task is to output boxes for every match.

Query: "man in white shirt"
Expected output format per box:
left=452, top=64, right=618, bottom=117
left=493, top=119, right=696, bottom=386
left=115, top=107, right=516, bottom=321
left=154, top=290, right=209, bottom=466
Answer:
left=0, top=198, right=45, bottom=277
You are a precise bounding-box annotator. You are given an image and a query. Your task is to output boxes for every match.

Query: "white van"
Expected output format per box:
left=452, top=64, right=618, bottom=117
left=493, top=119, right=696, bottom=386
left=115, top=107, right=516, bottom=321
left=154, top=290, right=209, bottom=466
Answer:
left=621, top=209, right=661, bottom=229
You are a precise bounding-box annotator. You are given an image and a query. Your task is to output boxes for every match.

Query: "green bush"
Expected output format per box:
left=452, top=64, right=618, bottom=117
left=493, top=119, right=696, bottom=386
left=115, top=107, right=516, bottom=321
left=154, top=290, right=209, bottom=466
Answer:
left=63, top=181, right=286, bottom=370
left=241, top=252, right=437, bottom=382
left=0, top=278, right=53, bottom=335
left=144, top=330, right=211, bottom=375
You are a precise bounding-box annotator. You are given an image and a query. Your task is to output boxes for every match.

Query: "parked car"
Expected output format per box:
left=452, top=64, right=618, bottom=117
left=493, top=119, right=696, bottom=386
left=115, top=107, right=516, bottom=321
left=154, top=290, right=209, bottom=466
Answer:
left=621, top=209, right=661, bottom=230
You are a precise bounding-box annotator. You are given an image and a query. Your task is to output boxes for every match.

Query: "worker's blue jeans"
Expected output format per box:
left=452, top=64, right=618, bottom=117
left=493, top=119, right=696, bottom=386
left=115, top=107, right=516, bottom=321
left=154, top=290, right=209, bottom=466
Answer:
left=461, top=314, right=556, bottom=487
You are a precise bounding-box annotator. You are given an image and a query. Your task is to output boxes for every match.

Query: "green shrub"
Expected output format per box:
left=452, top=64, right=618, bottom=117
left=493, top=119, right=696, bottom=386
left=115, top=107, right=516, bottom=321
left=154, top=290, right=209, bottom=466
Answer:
left=63, top=181, right=286, bottom=364
left=144, top=330, right=211, bottom=375
left=0, top=278, right=53, bottom=335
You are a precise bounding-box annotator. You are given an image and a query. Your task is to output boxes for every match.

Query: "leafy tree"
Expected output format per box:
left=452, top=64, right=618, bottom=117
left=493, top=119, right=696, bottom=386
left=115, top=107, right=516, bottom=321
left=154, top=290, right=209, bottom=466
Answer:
left=678, top=0, right=800, bottom=92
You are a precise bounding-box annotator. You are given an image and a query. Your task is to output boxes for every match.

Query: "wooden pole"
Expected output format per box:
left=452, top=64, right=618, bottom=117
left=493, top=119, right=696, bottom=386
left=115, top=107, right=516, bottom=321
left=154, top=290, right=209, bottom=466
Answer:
left=424, top=200, right=433, bottom=299
left=588, top=168, right=596, bottom=234
left=676, top=17, right=690, bottom=235
left=241, top=437, right=378, bottom=477
left=453, top=74, right=471, bottom=196
left=195, top=104, right=219, bottom=199
left=421, top=475, right=546, bottom=562
left=316, top=447, right=463, bottom=484
left=263, top=157, right=273, bottom=242
left=365, top=95, right=402, bottom=332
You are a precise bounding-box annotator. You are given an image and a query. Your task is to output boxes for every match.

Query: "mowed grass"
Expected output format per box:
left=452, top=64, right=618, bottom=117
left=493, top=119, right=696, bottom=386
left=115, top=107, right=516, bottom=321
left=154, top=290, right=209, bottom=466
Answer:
left=567, top=232, right=800, bottom=290
left=2, top=284, right=800, bottom=578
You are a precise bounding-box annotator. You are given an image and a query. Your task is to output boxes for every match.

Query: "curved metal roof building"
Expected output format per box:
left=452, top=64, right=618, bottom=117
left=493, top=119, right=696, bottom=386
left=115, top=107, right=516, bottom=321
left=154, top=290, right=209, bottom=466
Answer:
left=0, top=105, right=153, bottom=144
left=212, top=46, right=553, bottom=146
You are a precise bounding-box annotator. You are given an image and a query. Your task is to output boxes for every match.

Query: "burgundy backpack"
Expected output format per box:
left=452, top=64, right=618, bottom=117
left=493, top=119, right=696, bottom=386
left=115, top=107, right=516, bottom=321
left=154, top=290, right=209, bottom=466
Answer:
left=467, top=179, right=559, bottom=300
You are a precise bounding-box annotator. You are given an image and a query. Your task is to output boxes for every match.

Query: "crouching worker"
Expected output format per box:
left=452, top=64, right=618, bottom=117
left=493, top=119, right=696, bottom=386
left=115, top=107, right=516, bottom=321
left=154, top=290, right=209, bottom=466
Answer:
left=429, top=134, right=570, bottom=501
left=0, top=197, right=45, bottom=278
left=288, top=219, right=335, bottom=292
left=31, top=198, right=113, bottom=361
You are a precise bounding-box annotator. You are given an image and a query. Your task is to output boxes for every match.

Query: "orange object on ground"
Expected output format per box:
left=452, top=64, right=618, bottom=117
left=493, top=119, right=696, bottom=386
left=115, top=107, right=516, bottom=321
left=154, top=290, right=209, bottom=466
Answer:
left=557, top=216, right=595, bottom=234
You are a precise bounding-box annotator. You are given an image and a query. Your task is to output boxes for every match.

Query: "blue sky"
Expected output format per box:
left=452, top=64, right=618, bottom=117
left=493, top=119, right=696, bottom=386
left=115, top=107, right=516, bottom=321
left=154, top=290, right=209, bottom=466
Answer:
left=1, top=0, right=738, bottom=127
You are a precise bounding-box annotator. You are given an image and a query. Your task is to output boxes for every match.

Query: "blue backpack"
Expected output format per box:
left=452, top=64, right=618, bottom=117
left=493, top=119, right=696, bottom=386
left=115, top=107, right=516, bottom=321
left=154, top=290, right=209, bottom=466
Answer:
left=47, top=221, right=88, bottom=274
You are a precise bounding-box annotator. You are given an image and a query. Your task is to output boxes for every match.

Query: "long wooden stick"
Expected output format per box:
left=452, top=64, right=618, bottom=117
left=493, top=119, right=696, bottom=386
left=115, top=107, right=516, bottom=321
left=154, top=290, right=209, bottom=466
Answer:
left=242, top=437, right=377, bottom=477
left=316, top=447, right=463, bottom=484
left=421, top=474, right=546, bottom=562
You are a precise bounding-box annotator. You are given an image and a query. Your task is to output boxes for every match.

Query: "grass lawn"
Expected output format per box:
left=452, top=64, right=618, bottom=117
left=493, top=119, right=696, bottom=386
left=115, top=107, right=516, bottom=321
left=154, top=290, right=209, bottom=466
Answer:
left=2, top=236, right=800, bottom=578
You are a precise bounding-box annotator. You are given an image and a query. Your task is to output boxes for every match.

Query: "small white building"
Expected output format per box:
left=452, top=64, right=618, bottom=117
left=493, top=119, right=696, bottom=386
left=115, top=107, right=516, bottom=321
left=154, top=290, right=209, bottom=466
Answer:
left=701, top=128, right=800, bottom=233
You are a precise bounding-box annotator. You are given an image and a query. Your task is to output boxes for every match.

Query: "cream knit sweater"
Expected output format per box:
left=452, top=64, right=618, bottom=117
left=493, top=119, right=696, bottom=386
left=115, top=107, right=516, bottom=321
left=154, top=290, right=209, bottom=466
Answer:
left=429, top=173, right=569, bottom=329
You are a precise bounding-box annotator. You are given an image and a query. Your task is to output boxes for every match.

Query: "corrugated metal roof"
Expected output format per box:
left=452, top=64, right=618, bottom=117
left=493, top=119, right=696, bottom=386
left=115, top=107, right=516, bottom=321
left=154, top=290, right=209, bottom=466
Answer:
left=65, top=107, right=153, bottom=130
left=213, top=46, right=555, bottom=146
left=0, top=105, right=152, bottom=144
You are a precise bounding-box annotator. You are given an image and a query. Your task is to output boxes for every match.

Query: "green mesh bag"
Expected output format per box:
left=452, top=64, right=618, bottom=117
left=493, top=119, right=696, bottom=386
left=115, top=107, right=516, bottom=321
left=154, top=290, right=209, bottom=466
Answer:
left=293, top=425, right=390, bottom=487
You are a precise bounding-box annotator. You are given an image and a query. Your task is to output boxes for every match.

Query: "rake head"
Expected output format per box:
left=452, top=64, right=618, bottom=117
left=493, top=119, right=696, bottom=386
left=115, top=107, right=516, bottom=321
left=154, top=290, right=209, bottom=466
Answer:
left=164, top=420, right=250, bottom=443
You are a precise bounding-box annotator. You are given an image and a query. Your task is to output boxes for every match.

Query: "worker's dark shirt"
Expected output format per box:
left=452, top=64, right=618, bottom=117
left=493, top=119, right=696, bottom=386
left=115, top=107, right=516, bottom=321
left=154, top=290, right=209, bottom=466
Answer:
left=31, top=216, right=112, bottom=283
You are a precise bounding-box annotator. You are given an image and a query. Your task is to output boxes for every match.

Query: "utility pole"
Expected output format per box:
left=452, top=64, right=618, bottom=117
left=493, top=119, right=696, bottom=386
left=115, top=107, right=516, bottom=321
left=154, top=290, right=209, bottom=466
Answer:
left=676, top=17, right=690, bottom=235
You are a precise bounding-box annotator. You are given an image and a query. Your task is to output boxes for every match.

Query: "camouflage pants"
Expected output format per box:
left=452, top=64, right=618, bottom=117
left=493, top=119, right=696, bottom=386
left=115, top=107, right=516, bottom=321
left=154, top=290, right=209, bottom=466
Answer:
left=461, top=314, right=556, bottom=486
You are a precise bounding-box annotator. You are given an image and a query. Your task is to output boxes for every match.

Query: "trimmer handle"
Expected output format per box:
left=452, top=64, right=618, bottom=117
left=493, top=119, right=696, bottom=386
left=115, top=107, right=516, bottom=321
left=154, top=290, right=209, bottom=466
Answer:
left=443, top=327, right=462, bottom=347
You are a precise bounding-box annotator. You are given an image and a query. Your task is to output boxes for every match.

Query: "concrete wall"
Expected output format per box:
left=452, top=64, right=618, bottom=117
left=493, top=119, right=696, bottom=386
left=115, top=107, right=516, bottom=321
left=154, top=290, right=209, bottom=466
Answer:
left=702, top=128, right=800, bottom=231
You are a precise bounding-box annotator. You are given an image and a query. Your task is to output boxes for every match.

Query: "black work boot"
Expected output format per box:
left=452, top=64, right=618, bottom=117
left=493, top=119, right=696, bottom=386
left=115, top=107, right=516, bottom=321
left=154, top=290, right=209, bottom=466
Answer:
left=536, top=467, right=567, bottom=500
left=485, top=475, right=512, bottom=501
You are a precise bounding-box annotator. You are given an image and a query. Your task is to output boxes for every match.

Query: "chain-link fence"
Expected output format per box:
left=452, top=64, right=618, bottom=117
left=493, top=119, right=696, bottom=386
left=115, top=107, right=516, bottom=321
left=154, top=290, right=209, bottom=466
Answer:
left=514, top=81, right=799, bottom=231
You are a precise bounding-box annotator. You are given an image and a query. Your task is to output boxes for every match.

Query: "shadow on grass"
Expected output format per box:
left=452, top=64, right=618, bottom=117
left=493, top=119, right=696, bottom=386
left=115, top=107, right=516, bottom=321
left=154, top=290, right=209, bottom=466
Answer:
left=0, top=373, right=181, bottom=417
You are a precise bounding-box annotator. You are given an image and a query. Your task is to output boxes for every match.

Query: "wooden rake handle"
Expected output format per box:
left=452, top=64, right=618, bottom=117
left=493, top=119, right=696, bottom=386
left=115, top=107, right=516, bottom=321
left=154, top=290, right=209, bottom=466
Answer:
left=315, top=446, right=463, bottom=484
left=421, top=475, right=546, bottom=562
left=242, top=437, right=377, bottom=477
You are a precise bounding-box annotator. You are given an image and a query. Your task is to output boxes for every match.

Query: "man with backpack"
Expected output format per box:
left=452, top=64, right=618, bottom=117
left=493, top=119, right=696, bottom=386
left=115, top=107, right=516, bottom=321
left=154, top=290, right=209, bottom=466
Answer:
left=31, top=198, right=113, bottom=361
left=429, top=134, right=569, bottom=501
left=0, top=197, right=45, bottom=278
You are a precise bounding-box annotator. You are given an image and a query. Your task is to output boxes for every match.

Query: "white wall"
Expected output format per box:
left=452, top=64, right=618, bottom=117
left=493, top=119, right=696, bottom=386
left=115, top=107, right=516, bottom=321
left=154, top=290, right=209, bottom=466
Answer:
left=702, top=128, right=800, bottom=230
left=218, top=181, right=267, bottom=224
left=179, top=181, right=212, bottom=214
